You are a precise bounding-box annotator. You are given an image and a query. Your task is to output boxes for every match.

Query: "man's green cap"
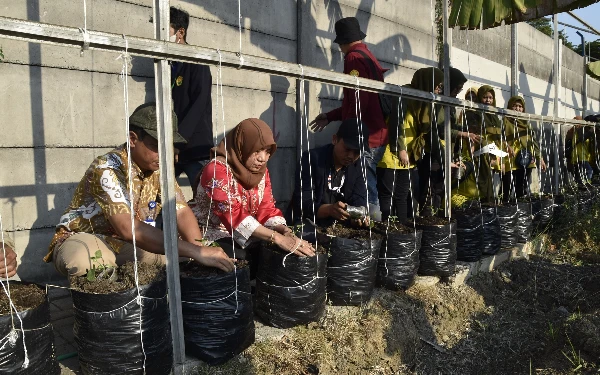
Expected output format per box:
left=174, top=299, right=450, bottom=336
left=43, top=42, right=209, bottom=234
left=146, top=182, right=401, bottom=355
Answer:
left=129, top=102, right=187, bottom=144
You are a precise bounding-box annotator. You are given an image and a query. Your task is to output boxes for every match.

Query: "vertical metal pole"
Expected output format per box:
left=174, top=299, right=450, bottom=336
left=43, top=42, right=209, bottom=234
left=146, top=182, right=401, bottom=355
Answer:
left=443, top=0, right=452, bottom=218
left=153, top=0, right=186, bottom=373
left=511, top=24, right=519, bottom=97
left=576, top=31, right=587, bottom=118
left=553, top=15, right=561, bottom=192
left=296, top=0, right=304, bottom=162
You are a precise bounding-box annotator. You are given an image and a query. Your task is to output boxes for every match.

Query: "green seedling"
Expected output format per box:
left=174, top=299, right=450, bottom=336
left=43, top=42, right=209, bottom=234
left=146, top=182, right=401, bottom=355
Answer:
left=546, top=321, right=557, bottom=341
left=195, top=239, right=220, bottom=247
left=86, top=250, right=108, bottom=281
left=561, top=334, right=583, bottom=371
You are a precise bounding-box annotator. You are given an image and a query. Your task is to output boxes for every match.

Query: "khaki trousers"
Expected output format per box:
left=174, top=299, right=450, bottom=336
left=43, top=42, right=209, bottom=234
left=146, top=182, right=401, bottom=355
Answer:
left=53, top=233, right=165, bottom=277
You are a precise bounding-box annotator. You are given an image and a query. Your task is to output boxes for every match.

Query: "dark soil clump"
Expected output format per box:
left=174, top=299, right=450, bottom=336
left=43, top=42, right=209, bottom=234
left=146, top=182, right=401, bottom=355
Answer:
left=0, top=283, right=45, bottom=315
left=415, top=216, right=454, bottom=226
left=181, top=260, right=248, bottom=278
left=323, top=223, right=383, bottom=240
left=373, top=221, right=413, bottom=234
left=70, top=262, right=164, bottom=294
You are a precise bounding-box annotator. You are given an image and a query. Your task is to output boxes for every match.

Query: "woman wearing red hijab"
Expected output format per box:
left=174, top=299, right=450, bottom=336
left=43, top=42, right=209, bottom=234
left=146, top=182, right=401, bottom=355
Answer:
left=192, top=118, right=315, bottom=258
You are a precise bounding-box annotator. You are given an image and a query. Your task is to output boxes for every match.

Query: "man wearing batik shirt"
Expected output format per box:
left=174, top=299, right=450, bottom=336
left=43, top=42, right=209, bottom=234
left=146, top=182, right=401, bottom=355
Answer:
left=45, top=103, right=234, bottom=277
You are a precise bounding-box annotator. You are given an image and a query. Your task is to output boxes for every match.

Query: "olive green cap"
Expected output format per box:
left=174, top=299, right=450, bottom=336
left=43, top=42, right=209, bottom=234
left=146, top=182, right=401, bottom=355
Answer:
left=129, top=102, right=187, bottom=144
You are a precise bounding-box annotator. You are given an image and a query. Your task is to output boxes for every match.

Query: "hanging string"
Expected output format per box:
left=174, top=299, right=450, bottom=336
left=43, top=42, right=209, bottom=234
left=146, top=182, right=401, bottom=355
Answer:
left=236, top=0, right=244, bottom=69
left=78, top=0, right=90, bottom=56
left=119, top=36, right=147, bottom=373
left=0, top=214, right=29, bottom=368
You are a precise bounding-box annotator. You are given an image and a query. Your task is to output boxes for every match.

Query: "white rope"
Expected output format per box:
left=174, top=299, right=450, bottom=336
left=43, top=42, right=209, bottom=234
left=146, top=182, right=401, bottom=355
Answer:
left=0, top=215, right=29, bottom=368
left=73, top=294, right=166, bottom=315
left=78, top=0, right=89, bottom=56
left=236, top=0, right=244, bottom=69
left=119, top=36, right=146, bottom=374
left=256, top=275, right=325, bottom=290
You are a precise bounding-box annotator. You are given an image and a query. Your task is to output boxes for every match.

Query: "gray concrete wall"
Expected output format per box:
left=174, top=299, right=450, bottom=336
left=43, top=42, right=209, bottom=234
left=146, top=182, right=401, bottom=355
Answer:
left=0, top=0, right=598, bottom=282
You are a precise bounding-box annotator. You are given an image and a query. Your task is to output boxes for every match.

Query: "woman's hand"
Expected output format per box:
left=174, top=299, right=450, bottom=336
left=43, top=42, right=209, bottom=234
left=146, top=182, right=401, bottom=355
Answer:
left=540, top=158, right=547, bottom=171
left=461, top=131, right=481, bottom=144
left=0, top=244, right=17, bottom=278
left=192, top=246, right=236, bottom=272
left=309, top=113, right=329, bottom=132
left=274, top=233, right=315, bottom=257
left=272, top=224, right=294, bottom=237
left=398, top=150, right=409, bottom=167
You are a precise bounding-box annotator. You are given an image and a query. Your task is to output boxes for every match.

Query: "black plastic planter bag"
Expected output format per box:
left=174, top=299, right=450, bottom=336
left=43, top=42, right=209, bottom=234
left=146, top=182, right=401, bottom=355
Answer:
left=376, top=229, right=423, bottom=290
left=416, top=221, right=457, bottom=277
left=481, top=206, right=502, bottom=255
left=453, top=211, right=483, bottom=262
left=516, top=201, right=532, bottom=243
left=497, top=204, right=518, bottom=249
left=326, top=236, right=381, bottom=306
left=531, top=198, right=554, bottom=234
left=578, top=190, right=592, bottom=214
left=255, top=245, right=327, bottom=328
left=181, top=266, right=254, bottom=365
left=72, top=279, right=172, bottom=375
left=0, top=282, right=59, bottom=375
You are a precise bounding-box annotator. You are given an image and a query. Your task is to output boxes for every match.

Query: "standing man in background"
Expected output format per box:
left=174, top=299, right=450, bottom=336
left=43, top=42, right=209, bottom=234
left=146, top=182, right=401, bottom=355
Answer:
left=310, top=17, right=388, bottom=220
left=170, top=7, right=214, bottom=187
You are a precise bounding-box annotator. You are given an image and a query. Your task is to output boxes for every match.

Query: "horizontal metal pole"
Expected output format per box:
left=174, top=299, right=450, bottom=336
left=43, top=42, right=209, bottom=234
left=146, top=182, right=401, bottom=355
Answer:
left=567, top=11, right=600, bottom=38
left=0, top=16, right=596, bottom=127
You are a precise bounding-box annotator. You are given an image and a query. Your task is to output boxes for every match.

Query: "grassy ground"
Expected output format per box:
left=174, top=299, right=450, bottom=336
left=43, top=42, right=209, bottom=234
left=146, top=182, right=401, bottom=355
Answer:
left=194, top=193, right=600, bottom=375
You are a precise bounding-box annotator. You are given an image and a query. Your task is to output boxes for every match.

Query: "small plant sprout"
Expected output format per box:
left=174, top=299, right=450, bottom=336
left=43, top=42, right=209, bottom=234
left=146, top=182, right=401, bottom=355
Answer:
left=546, top=322, right=557, bottom=341
left=86, top=250, right=108, bottom=281
left=194, top=239, right=220, bottom=247
left=561, top=334, right=583, bottom=371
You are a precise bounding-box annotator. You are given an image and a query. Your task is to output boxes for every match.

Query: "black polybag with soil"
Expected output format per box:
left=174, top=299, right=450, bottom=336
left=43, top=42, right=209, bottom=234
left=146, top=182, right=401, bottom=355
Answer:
left=376, top=225, right=423, bottom=290
left=181, top=265, right=254, bottom=365
left=453, top=208, right=483, bottom=262
left=481, top=205, right=502, bottom=255
left=416, top=218, right=457, bottom=277
left=324, top=227, right=382, bottom=306
left=255, top=242, right=327, bottom=328
left=0, top=282, right=60, bottom=375
left=497, top=203, right=518, bottom=249
left=516, top=201, right=532, bottom=243
left=531, top=197, right=554, bottom=234
left=71, top=279, right=172, bottom=375
left=578, top=190, right=593, bottom=214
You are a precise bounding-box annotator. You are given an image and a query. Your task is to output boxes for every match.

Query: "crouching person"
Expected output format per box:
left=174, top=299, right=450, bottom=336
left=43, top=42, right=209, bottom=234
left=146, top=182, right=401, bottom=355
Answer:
left=291, top=119, right=369, bottom=228
left=0, top=231, right=18, bottom=278
left=45, top=103, right=235, bottom=278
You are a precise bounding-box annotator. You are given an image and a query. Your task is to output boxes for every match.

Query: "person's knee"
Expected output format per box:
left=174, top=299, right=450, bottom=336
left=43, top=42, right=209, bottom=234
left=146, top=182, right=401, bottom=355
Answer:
left=54, top=235, right=117, bottom=278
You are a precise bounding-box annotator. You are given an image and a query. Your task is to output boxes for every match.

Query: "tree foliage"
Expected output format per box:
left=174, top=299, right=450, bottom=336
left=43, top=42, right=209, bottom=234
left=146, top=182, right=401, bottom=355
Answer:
left=574, top=39, right=600, bottom=61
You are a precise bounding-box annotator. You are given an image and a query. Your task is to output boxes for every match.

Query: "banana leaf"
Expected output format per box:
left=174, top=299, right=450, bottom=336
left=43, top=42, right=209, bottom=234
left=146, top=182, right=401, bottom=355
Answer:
left=450, top=0, right=600, bottom=30
left=588, top=61, right=600, bottom=80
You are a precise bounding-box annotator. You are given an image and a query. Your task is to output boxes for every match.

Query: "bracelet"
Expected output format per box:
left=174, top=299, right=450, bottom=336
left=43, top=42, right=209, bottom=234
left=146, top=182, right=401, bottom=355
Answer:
left=270, top=231, right=276, bottom=244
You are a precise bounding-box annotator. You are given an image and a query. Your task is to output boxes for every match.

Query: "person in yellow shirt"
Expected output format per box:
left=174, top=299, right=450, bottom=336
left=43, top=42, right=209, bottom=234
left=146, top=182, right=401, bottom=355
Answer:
left=570, top=120, right=595, bottom=186
left=377, top=67, right=443, bottom=222
left=501, top=96, right=546, bottom=201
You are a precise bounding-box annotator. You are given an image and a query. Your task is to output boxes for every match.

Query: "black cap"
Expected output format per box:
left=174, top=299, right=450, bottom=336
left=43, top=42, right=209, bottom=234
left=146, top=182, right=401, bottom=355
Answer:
left=129, top=102, right=187, bottom=143
left=333, top=17, right=367, bottom=45
left=336, top=119, right=370, bottom=151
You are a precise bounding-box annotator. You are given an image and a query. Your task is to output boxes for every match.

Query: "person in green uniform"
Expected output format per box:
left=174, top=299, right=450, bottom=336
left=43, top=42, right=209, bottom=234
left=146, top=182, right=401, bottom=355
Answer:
left=377, top=67, right=443, bottom=222
left=501, top=96, right=546, bottom=201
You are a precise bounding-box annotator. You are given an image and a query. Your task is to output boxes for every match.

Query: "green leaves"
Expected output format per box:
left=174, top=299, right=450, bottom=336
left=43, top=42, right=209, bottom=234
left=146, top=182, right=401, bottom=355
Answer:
left=86, top=249, right=107, bottom=282
left=588, top=61, right=600, bottom=80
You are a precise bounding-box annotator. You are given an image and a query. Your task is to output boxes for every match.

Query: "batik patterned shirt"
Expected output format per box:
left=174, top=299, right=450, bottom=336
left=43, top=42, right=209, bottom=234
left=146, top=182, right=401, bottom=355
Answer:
left=191, top=158, right=286, bottom=247
left=45, top=145, right=187, bottom=262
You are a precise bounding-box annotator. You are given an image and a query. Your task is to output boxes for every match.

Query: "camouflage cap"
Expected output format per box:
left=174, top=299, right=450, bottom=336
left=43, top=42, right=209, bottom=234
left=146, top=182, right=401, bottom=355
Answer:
left=129, top=102, right=187, bottom=144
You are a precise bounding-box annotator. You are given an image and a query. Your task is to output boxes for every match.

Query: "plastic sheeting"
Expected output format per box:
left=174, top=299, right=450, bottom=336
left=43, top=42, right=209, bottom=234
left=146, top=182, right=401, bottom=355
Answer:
left=255, top=245, right=327, bottom=328
left=72, top=279, right=172, bottom=375
left=578, top=190, right=593, bottom=214
left=531, top=197, right=555, bottom=234
left=481, top=206, right=502, bottom=255
left=453, top=210, right=483, bottom=261
left=181, top=266, right=254, bottom=365
left=416, top=221, right=457, bottom=277
left=0, top=282, right=59, bottom=375
left=376, top=228, right=422, bottom=290
left=516, top=201, right=532, bottom=243
left=497, top=204, right=518, bottom=249
left=326, top=236, right=381, bottom=306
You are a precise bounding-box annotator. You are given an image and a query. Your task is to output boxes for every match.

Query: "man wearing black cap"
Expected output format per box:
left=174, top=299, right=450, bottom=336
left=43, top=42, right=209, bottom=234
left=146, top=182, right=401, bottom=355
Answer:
left=309, top=17, right=387, bottom=220
left=292, top=119, right=369, bottom=227
left=45, top=103, right=235, bottom=279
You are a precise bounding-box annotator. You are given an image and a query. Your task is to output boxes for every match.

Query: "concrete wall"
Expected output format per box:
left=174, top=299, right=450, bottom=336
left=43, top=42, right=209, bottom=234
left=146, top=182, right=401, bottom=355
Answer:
left=0, top=0, right=598, bottom=282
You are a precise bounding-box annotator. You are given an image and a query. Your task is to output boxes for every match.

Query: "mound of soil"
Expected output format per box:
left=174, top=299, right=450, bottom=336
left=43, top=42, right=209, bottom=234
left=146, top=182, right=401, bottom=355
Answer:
left=261, top=240, right=327, bottom=255
left=181, top=260, right=248, bottom=278
left=416, top=216, right=454, bottom=226
left=70, top=262, right=164, bottom=294
left=372, top=221, right=414, bottom=234
left=0, top=283, right=45, bottom=315
left=322, top=223, right=383, bottom=240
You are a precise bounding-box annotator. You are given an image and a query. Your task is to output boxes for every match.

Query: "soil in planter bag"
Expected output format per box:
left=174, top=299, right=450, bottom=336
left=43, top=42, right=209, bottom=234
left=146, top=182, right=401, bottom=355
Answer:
left=516, top=201, right=532, bottom=243
left=531, top=197, right=554, bottom=234
left=255, top=242, right=327, bottom=328
left=453, top=209, right=483, bottom=262
left=578, top=190, right=593, bottom=214
left=497, top=204, right=518, bottom=249
left=416, top=218, right=457, bottom=277
left=181, top=265, right=254, bottom=365
left=376, top=227, right=422, bottom=290
left=0, top=282, right=59, bottom=375
left=481, top=206, right=502, bottom=255
left=72, top=279, right=172, bottom=375
left=324, top=227, right=382, bottom=306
